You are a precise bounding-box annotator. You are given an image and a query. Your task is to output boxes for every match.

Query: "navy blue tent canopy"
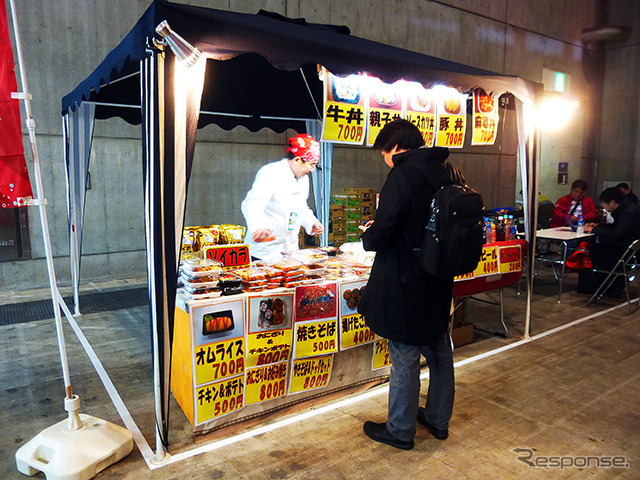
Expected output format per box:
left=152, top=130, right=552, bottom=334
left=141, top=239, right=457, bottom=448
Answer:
left=62, top=0, right=536, bottom=133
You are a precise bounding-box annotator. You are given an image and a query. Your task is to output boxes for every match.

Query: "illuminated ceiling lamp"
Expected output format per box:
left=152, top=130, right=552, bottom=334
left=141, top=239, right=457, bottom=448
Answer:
left=155, top=20, right=202, bottom=67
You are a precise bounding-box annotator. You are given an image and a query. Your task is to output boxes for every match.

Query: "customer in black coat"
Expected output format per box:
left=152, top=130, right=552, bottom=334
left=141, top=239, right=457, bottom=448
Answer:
left=358, top=119, right=465, bottom=450
left=584, top=187, right=640, bottom=269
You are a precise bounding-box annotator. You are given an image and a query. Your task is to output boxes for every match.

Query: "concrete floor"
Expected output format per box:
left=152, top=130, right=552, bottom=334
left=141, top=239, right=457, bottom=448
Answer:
left=1, top=268, right=639, bottom=479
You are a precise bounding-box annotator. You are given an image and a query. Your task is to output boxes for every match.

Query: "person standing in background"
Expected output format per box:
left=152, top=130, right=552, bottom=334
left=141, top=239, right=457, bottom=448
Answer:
left=358, top=119, right=464, bottom=450
left=550, top=179, right=597, bottom=228
left=241, top=134, right=324, bottom=261
left=616, top=182, right=639, bottom=206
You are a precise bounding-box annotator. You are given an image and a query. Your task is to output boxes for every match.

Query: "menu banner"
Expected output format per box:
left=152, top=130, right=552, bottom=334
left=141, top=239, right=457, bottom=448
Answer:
left=366, top=79, right=404, bottom=146
left=244, top=362, right=288, bottom=405
left=194, top=338, right=245, bottom=386
left=288, top=354, right=333, bottom=394
left=246, top=292, right=293, bottom=368
left=372, top=338, right=392, bottom=370
left=454, top=243, right=523, bottom=281
left=293, top=318, right=338, bottom=358
left=204, top=244, right=251, bottom=270
left=195, top=375, right=244, bottom=424
left=321, top=70, right=366, bottom=145
left=435, top=88, right=467, bottom=148
left=474, top=245, right=499, bottom=276
left=471, top=89, right=499, bottom=146
left=404, top=83, right=436, bottom=147
left=339, top=279, right=374, bottom=350
left=499, top=244, right=522, bottom=274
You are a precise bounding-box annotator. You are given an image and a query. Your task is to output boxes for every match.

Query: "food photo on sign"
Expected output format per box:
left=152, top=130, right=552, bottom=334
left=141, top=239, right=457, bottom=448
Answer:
left=192, top=298, right=245, bottom=346
left=247, top=293, right=293, bottom=331
left=294, top=283, right=337, bottom=321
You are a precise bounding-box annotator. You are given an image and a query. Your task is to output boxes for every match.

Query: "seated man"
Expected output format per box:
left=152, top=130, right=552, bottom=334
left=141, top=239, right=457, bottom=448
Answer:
left=583, top=187, right=640, bottom=269
left=550, top=179, right=598, bottom=228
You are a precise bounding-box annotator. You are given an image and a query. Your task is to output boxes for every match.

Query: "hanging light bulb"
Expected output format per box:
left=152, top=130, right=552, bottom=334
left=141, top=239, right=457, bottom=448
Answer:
left=155, top=20, right=202, bottom=68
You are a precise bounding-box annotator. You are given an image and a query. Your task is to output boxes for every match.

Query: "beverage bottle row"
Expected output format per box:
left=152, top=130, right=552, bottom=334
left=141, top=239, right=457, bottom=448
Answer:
left=483, top=215, right=516, bottom=244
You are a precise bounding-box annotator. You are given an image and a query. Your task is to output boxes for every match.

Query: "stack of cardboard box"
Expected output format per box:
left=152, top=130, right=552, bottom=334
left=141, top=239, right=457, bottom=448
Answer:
left=328, top=188, right=375, bottom=246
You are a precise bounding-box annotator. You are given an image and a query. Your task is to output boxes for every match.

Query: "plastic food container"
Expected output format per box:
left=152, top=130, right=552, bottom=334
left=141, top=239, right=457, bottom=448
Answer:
left=181, top=258, right=223, bottom=277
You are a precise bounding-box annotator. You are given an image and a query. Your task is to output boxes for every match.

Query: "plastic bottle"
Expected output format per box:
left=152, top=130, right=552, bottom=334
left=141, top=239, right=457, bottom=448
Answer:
left=508, top=215, right=515, bottom=240
left=484, top=217, right=491, bottom=244
left=504, top=215, right=511, bottom=240
left=496, top=216, right=505, bottom=242
left=577, top=215, right=584, bottom=235
left=490, top=219, right=497, bottom=244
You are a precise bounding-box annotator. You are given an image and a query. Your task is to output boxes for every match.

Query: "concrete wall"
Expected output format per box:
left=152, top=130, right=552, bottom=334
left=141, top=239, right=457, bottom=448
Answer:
left=4, top=0, right=635, bottom=290
left=598, top=0, right=640, bottom=193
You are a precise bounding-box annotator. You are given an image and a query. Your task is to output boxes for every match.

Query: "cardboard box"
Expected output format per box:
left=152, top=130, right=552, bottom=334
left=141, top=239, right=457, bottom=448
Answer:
left=451, top=323, right=474, bottom=347
left=347, top=196, right=361, bottom=207
left=343, top=187, right=362, bottom=196
left=346, top=209, right=361, bottom=220
left=331, top=194, right=348, bottom=206
left=360, top=202, right=374, bottom=215
left=346, top=220, right=361, bottom=233
left=360, top=188, right=374, bottom=202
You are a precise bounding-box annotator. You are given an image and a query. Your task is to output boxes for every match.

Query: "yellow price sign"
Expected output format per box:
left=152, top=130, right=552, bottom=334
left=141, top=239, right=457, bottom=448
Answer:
left=322, top=101, right=366, bottom=144
left=472, top=113, right=498, bottom=145
left=244, top=362, right=288, bottom=405
left=194, top=338, right=245, bottom=386
left=367, top=108, right=402, bottom=145
left=321, top=71, right=366, bottom=145
left=435, top=114, right=465, bottom=147
left=405, top=111, right=436, bottom=147
left=339, top=313, right=375, bottom=350
left=499, top=244, right=522, bottom=273
left=195, top=375, right=244, bottom=424
left=246, top=329, right=292, bottom=368
left=454, top=270, right=475, bottom=281
left=474, top=245, right=499, bottom=277
left=372, top=338, right=392, bottom=370
left=293, top=319, right=338, bottom=358
left=288, top=355, right=332, bottom=394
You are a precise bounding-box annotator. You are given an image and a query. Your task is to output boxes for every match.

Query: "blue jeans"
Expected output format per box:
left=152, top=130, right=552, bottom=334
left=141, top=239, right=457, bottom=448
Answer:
left=386, top=335, right=455, bottom=441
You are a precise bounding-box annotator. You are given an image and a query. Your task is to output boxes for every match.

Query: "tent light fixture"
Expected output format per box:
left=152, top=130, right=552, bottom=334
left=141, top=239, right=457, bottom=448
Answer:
left=155, top=20, right=202, bottom=67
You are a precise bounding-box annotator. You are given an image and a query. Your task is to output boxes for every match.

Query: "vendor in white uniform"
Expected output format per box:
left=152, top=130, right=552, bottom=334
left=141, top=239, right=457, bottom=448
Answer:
left=241, top=133, right=324, bottom=260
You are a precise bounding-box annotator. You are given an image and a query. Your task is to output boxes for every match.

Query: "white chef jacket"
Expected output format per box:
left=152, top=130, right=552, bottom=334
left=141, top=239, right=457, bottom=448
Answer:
left=241, top=158, right=319, bottom=260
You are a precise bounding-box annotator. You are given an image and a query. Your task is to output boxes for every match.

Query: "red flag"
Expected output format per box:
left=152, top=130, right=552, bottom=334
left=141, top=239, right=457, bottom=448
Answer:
left=0, top=1, right=32, bottom=208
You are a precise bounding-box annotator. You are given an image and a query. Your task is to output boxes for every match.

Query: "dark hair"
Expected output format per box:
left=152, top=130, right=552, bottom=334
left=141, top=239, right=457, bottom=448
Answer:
left=571, top=179, right=588, bottom=191
left=600, top=187, right=624, bottom=204
left=617, top=182, right=630, bottom=190
left=373, top=119, right=425, bottom=152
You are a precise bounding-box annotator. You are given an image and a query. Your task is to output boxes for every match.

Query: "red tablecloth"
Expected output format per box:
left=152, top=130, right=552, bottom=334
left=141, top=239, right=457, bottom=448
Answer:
left=453, top=239, right=527, bottom=297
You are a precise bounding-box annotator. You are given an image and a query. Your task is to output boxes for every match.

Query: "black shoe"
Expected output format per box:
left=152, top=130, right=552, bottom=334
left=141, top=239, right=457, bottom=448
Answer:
left=363, top=421, right=414, bottom=450
left=417, top=408, right=449, bottom=440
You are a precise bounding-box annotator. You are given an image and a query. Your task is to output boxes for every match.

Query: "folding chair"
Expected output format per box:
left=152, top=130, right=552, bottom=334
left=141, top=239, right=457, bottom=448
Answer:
left=586, top=239, right=640, bottom=311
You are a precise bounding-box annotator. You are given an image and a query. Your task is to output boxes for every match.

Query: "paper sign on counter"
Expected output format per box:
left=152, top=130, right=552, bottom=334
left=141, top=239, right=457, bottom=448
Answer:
left=244, top=362, right=288, bottom=405
left=195, top=375, right=244, bottom=424
left=195, top=338, right=245, bottom=386
left=372, top=338, right=392, bottom=370
left=293, top=318, right=338, bottom=358
left=288, top=355, right=333, bottom=394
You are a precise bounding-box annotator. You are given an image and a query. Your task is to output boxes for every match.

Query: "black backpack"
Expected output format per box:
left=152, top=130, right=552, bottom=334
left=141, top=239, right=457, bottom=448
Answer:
left=414, top=183, right=484, bottom=278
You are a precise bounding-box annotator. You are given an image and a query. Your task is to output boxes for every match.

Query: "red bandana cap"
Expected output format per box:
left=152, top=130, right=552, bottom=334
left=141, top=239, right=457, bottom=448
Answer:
left=287, top=134, right=320, bottom=163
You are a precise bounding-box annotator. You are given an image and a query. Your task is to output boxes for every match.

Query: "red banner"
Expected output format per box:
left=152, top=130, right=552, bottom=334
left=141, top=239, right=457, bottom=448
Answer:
left=0, top=2, right=32, bottom=208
